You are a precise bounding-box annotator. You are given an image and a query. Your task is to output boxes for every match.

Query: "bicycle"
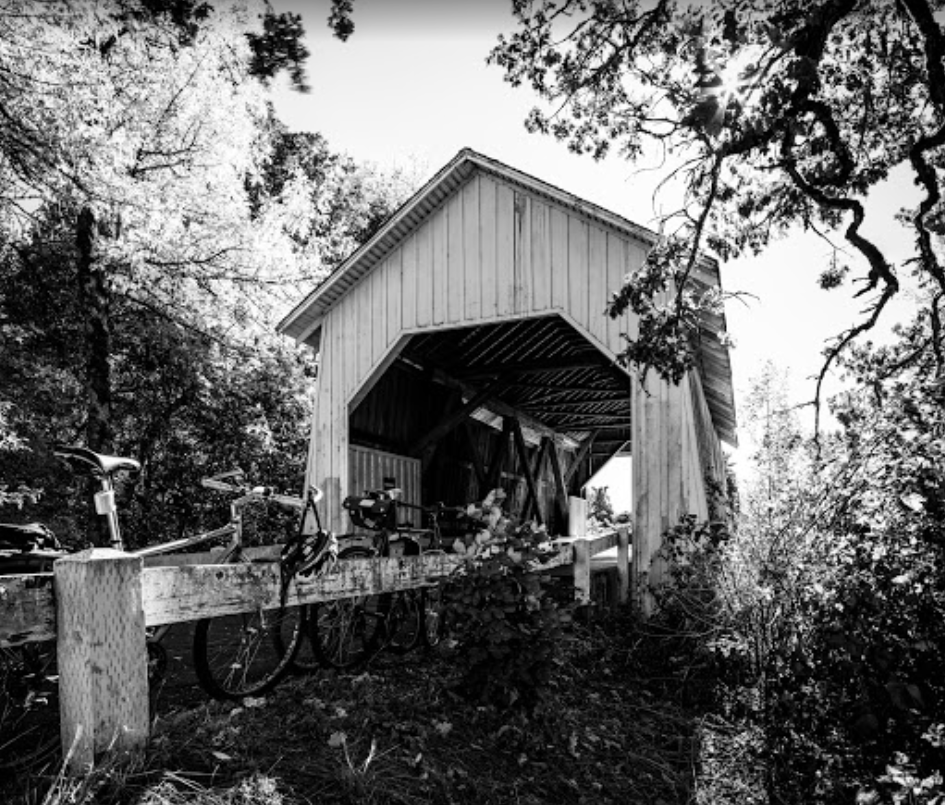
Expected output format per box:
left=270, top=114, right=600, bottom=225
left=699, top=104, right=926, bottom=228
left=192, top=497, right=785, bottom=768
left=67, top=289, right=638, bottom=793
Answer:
left=0, top=447, right=331, bottom=772
left=310, top=489, right=471, bottom=669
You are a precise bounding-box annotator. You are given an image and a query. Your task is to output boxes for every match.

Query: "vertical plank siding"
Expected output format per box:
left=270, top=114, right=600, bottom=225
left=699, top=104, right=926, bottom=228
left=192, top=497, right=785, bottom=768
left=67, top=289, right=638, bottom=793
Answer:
left=305, top=170, right=724, bottom=542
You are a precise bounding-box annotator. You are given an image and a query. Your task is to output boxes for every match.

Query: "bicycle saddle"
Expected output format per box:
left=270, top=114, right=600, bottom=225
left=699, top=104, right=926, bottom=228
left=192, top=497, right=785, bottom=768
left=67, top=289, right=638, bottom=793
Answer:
left=54, top=444, right=141, bottom=477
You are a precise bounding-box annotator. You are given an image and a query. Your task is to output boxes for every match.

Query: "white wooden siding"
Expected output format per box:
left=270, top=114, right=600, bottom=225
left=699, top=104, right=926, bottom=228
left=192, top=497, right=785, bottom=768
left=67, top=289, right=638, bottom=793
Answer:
left=304, top=171, right=713, bottom=537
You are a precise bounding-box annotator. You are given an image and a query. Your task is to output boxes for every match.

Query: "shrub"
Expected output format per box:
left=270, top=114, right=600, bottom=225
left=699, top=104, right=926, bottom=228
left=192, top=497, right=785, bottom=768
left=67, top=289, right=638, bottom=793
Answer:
left=444, top=490, right=570, bottom=710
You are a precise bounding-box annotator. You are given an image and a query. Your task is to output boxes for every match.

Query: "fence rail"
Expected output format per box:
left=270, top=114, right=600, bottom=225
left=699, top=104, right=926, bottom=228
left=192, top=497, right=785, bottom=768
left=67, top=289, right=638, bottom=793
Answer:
left=0, top=525, right=629, bottom=774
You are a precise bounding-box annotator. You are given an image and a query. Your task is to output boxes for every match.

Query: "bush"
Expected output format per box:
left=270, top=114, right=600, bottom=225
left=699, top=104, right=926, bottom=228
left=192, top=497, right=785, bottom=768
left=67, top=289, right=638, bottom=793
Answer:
left=444, top=490, right=571, bottom=710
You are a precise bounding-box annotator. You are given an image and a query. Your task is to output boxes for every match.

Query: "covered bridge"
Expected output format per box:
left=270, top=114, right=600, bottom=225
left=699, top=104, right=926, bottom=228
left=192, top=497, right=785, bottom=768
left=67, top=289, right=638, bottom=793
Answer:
left=278, top=148, right=736, bottom=602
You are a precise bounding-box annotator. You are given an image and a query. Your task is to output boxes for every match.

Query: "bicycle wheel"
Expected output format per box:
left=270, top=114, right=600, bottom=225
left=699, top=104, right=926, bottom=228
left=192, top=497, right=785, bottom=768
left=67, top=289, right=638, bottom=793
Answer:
left=384, top=590, right=422, bottom=654
left=0, top=642, right=60, bottom=774
left=272, top=606, right=320, bottom=674
left=310, top=546, right=385, bottom=670
left=193, top=605, right=303, bottom=700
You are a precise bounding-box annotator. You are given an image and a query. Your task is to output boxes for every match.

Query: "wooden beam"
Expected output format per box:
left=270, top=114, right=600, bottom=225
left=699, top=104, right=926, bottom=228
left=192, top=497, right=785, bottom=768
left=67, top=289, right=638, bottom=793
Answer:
left=427, top=366, right=571, bottom=448
left=511, top=417, right=543, bottom=526
left=564, top=430, right=599, bottom=486
left=462, top=419, right=487, bottom=496
left=519, top=389, right=627, bottom=407
left=408, top=376, right=508, bottom=457
left=520, top=400, right=630, bottom=413
left=458, top=356, right=610, bottom=381
left=521, top=436, right=550, bottom=521
left=546, top=436, right=569, bottom=527
left=487, top=417, right=512, bottom=491
left=549, top=412, right=632, bottom=423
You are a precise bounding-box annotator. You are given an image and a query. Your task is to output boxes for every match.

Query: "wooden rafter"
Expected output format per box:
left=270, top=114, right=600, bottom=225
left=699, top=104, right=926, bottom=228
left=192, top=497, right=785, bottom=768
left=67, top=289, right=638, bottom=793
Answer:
left=545, top=436, right=569, bottom=526
left=564, top=430, right=599, bottom=486
left=458, top=356, right=608, bottom=381
left=462, top=419, right=487, bottom=496
left=487, top=417, right=513, bottom=491
left=425, top=366, right=571, bottom=448
left=510, top=418, right=542, bottom=526
left=520, top=400, right=630, bottom=413
left=408, top=375, right=509, bottom=457
left=548, top=412, right=631, bottom=423
left=521, top=437, right=550, bottom=521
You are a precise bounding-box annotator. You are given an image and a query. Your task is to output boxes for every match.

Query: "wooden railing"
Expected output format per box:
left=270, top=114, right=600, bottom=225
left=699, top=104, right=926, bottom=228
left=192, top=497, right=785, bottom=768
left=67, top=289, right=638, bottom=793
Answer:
left=0, top=526, right=629, bottom=774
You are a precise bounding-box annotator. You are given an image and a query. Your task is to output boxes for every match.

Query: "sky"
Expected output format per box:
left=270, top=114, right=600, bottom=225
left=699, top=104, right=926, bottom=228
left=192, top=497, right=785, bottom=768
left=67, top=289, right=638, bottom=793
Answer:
left=269, top=1, right=923, bottom=509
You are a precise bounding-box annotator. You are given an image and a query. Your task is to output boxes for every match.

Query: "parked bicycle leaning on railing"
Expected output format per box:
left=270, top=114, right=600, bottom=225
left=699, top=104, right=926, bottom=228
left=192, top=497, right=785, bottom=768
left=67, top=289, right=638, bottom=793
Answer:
left=0, top=445, right=335, bottom=774
left=309, top=487, right=475, bottom=670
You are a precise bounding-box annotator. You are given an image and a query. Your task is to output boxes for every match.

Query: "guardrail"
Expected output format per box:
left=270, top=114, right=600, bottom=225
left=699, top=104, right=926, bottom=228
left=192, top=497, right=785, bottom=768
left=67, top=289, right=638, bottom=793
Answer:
left=0, top=526, right=629, bottom=774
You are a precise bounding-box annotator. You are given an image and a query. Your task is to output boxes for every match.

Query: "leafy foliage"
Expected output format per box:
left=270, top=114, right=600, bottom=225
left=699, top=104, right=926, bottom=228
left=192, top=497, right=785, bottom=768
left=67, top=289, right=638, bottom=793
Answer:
left=492, top=1, right=945, bottom=404
left=648, top=330, right=945, bottom=802
left=444, top=489, right=570, bottom=711
left=0, top=2, right=411, bottom=544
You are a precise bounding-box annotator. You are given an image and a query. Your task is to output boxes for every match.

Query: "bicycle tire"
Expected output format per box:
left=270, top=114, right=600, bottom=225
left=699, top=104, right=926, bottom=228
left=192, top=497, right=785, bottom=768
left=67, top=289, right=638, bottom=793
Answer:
left=272, top=605, right=320, bottom=674
left=310, top=546, right=386, bottom=670
left=0, top=642, right=60, bottom=775
left=193, top=605, right=303, bottom=700
left=382, top=589, right=423, bottom=654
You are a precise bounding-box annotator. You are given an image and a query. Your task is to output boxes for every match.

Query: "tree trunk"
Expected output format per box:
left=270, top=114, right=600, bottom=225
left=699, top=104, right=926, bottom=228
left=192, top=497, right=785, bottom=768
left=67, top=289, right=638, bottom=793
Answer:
left=76, top=206, right=113, bottom=454
left=76, top=206, right=113, bottom=545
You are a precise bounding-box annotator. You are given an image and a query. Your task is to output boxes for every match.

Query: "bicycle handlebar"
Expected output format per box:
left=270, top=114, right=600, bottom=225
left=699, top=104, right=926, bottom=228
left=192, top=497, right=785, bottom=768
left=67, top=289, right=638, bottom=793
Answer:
left=201, top=471, right=323, bottom=510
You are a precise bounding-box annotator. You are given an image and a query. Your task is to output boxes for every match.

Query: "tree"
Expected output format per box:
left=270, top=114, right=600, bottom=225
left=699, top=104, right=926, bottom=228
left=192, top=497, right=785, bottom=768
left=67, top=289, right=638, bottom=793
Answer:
left=491, top=1, right=945, bottom=411
left=0, top=1, right=413, bottom=543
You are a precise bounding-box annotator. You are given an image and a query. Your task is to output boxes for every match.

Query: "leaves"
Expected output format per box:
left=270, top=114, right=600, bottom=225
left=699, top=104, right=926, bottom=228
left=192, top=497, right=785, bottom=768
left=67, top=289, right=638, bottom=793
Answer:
left=492, top=0, right=945, bottom=391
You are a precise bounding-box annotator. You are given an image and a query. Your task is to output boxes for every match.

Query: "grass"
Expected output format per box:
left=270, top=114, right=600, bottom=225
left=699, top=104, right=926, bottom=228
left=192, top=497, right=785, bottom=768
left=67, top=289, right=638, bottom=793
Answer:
left=4, top=607, right=734, bottom=805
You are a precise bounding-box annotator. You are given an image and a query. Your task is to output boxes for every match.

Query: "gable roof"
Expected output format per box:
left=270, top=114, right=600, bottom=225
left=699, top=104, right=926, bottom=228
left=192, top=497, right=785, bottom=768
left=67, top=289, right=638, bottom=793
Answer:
left=278, top=148, right=737, bottom=446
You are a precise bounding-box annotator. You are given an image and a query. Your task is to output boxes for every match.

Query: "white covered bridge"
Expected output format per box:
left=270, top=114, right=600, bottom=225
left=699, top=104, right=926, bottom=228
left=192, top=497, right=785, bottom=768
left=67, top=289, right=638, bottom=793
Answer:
left=278, top=148, right=736, bottom=604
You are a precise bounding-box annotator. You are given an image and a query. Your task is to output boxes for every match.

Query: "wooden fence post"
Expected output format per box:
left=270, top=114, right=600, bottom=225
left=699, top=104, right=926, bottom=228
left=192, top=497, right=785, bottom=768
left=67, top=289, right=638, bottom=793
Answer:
left=54, top=548, right=149, bottom=773
left=568, top=496, right=590, bottom=605
left=616, top=526, right=630, bottom=605
left=572, top=539, right=590, bottom=606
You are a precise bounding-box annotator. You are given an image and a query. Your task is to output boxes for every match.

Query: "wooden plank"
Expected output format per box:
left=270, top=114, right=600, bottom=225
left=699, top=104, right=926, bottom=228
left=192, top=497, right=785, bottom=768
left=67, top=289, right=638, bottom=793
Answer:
left=487, top=417, right=513, bottom=490
left=616, top=526, right=630, bottom=604
left=371, top=261, right=385, bottom=366
left=428, top=366, right=569, bottom=448
left=463, top=176, right=481, bottom=321
left=416, top=221, right=433, bottom=328
left=512, top=191, right=531, bottom=314
left=328, top=311, right=346, bottom=533
left=432, top=205, right=448, bottom=326
left=531, top=199, right=551, bottom=312
left=402, top=232, right=418, bottom=329
left=546, top=437, right=570, bottom=524
left=573, top=538, right=591, bottom=605
left=458, top=356, right=606, bottom=380
left=480, top=176, right=498, bottom=318
left=408, top=376, right=509, bottom=457
left=588, top=224, right=608, bottom=346
left=56, top=548, right=149, bottom=772
left=631, top=372, right=647, bottom=612
left=0, top=573, right=56, bottom=647
left=387, top=250, right=402, bottom=345
left=141, top=548, right=575, bottom=627
left=496, top=181, right=514, bottom=318
left=564, top=430, right=599, bottom=486
left=550, top=207, right=569, bottom=309
left=605, top=232, right=626, bottom=352
left=521, top=436, right=549, bottom=520
left=511, top=417, right=543, bottom=526
left=568, top=215, right=588, bottom=331
left=462, top=419, right=487, bottom=496
left=446, top=192, right=464, bottom=324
